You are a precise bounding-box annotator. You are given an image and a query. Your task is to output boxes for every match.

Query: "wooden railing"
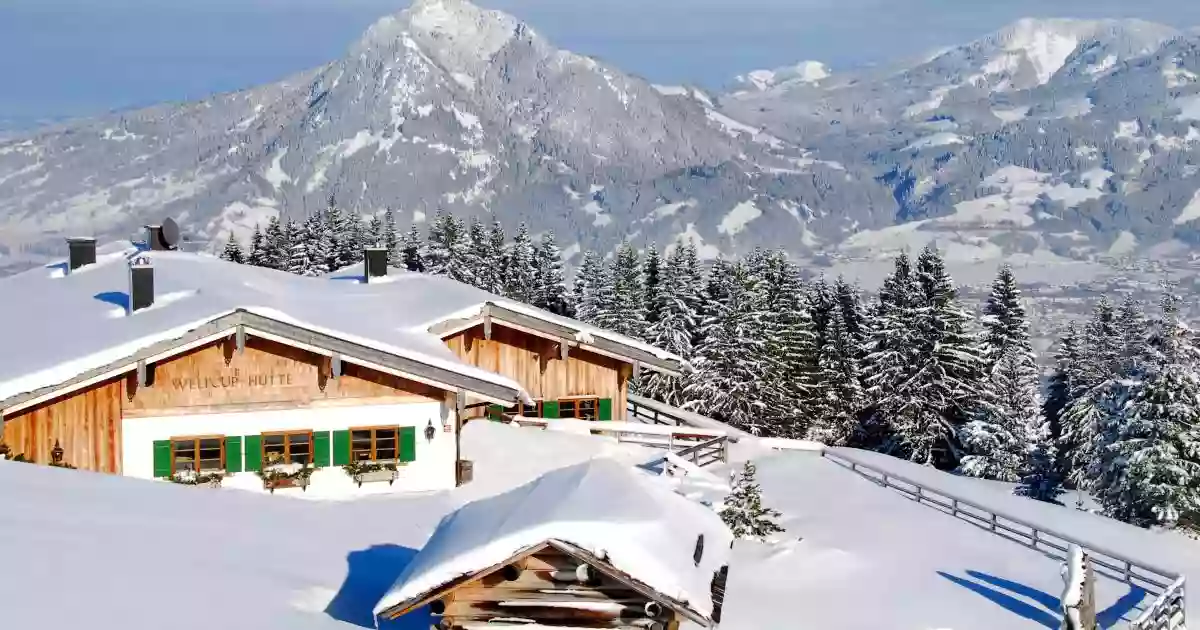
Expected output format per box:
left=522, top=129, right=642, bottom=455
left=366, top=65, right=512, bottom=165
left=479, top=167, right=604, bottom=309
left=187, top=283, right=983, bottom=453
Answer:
left=672, top=435, right=729, bottom=468
left=627, top=396, right=681, bottom=426
left=823, top=449, right=1186, bottom=628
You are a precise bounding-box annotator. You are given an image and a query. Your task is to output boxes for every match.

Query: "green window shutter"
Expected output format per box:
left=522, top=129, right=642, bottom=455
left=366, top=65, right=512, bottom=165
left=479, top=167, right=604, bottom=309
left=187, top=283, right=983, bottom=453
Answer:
left=542, top=400, right=559, bottom=419
left=153, top=440, right=172, bottom=478
left=225, top=436, right=243, bottom=473
left=399, top=426, right=417, bottom=463
left=598, top=398, right=613, bottom=421
left=487, top=404, right=504, bottom=422
left=332, top=430, right=351, bottom=466
left=313, top=431, right=331, bottom=468
left=243, top=435, right=262, bottom=472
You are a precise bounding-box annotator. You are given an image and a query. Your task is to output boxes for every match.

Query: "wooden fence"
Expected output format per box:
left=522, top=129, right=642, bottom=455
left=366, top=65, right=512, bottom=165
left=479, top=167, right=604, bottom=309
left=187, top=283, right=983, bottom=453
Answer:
left=823, top=449, right=1186, bottom=629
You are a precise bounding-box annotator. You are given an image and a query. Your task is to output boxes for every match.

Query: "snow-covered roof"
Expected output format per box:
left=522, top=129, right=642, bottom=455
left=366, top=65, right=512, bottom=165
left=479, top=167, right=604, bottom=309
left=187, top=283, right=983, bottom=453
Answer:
left=373, top=457, right=733, bottom=622
left=329, top=262, right=687, bottom=373
left=0, top=246, right=534, bottom=407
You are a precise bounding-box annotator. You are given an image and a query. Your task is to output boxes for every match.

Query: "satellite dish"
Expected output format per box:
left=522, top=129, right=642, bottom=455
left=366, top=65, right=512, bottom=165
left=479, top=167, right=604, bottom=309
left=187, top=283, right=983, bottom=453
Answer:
left=160, top=217, right=180, bottom=249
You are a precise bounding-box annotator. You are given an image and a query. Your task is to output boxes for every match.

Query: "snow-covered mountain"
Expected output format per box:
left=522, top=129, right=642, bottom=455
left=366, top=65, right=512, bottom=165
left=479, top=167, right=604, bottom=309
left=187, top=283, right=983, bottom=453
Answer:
left=2, top=8, right=1200, bottom=287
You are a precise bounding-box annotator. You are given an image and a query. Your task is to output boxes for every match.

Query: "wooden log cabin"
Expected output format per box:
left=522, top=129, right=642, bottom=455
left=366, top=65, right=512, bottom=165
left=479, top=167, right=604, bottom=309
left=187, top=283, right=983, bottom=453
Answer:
left=0, top=238, right=686, bottom=496
left=373, top=458, right=733, bottom=629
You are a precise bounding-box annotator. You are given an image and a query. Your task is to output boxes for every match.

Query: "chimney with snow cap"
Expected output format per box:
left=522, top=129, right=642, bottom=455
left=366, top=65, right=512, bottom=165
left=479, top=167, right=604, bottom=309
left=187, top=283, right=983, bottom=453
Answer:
left=363, top=247, right=388, bottom=283
left=145, top=225, right=166, bottom=251
left=128, top=254, right=154, bottom=314
left=66, top=237, right=96, bottom=273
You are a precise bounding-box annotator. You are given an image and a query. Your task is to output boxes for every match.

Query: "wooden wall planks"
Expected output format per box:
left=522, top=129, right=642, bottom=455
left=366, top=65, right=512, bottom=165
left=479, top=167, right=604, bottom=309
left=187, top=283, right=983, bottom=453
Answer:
left=1, top=335, right=447, bottom=473
left=443, top=324, right=629, bottom=417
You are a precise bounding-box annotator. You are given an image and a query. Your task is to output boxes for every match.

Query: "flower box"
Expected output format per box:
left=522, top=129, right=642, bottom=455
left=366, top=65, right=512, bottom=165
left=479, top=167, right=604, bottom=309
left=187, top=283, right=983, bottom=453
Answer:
left=354, top=468, right=399, bottom=488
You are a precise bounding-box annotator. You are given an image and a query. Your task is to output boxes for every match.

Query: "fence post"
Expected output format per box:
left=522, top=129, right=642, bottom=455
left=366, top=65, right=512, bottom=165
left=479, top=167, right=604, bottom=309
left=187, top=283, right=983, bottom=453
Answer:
left=951, top=499, right=958, bottom=517
left=990, top=513, right=998, bottom=532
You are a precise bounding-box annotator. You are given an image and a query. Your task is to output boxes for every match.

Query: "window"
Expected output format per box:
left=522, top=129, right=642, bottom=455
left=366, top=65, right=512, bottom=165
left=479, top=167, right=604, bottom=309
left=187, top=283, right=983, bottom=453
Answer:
left=505, top=402, right=542, bottom=417
left=262, top=431, right=312, bottom=466
left=558, top=398, right=599, bottom=420
left=171, top=436, right=224, bottom=474
left=351, top=427, right=399, bottom=462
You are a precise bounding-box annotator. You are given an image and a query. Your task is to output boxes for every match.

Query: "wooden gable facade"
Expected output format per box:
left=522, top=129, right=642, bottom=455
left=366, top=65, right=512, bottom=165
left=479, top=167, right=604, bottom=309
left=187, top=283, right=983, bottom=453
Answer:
left=1, top=335, right=447, bottom=475
left=443, top=323, right=632, bottom=422
left=380, top=540, right=706, bottom=630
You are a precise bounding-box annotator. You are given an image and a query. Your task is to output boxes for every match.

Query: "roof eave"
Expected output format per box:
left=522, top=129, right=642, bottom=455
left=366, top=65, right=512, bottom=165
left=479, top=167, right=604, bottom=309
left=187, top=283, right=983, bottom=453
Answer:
left=0, top=309, right=524, bottom=416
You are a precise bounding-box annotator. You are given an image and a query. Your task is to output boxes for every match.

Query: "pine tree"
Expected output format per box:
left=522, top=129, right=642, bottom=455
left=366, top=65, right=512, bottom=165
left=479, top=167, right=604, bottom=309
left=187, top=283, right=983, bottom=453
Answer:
left=402, top=224, right=425, bottom=273
left=1094, top=292, right=1200, bottom=527
left=960, top=346, right=1040, bottom=482
left=465, top=217, right=490, bottom=291
left=809, top=305, right=866, bottom=446
left=308, top=212, right=333, bottom=276
left=262, top=216, right=290, bottom=270
left=596, top=242, right=645, bottom=339
left=327, top=201, right=362, bottom=269
left=684, top=262, right=770, bottom=434
left=426, top=211, right=473, bottom=284
left=220, top=234, right=245, bottom=264
left=981, top=264, right=1029, bottom=369
left=247, top=225, right=267, bottom=267
left=642, top=245, right=664, bottom=332
left=571, top=252, right=605, bottom=325
left=1059, top=299, right=1125, bottom=488
left=861, top=252, right=922, bottom=454
left=641, top=245, right=697, bottom=406
left=503, top=223, right=537, bottom=303
left=383, top=208, right=400, bottom=267
left=1116, top=295, right=1150, bottom=377
left=719, top=461, right=784, bottom=541
left=532, top=231, right=567, bottom=314
left=759, top=252, right=817, bottom=438
left=287, top=218, right=313, bottom=276
left=834, top=276, right=868, bottom=359
left=1044, top=324, right=1083, bottom=476
left=366, top=215, right=384, bottom=248
left=482, top=220, right=508, bottom=295
left=1015, top=416, right=1065, bottom=503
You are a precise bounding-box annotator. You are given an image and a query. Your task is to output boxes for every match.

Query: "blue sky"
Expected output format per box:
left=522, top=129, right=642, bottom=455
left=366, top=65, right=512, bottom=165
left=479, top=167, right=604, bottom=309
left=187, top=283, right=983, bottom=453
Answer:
left=2, top=0, right=1200, bottom=126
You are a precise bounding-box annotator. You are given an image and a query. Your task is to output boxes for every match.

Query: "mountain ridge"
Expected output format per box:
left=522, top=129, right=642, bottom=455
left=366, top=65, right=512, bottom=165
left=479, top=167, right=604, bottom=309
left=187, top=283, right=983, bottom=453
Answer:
left=0, top=7, right=1199, bottom=292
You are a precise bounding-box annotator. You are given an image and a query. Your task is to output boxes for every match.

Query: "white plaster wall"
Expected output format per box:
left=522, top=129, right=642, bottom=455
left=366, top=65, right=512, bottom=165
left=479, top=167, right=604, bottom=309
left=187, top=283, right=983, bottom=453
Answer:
left=121, top=401, right=459, bottom=497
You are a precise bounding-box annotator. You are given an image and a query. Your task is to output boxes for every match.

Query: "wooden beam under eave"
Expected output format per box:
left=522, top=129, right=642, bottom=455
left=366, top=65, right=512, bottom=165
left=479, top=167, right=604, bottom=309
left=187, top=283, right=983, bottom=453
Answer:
left=559, top=339, right=570, bottom=361
left=235, top=324, right=246, bottom=354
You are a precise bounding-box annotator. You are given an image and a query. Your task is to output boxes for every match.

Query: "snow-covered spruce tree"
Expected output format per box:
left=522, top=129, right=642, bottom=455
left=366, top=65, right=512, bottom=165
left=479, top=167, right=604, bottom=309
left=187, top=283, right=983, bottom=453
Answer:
left=685, top=262, right=770, bottom=435
left=262, top=216, right=290, bottom=270
left=366, top=215, right=384, bottom=247
left=960, top=346, right=1040, bottom=482
left=834, top=276, right=868, bottom=359
left=1015, top=415, right=1065, bottom=503
left=503, top=222, right=537, bottom=303
left=641, top=245, right=663, bottom=332
left=327, top=201, right=362, bottom=269
left=720, top=461, right=784, bottom=541
left=981, top=264, right=1030, bottom=369
left=641, top=245, right=696, bottom=406
left=482, top=220, right=507, bottom=295
left=757, top=251, right=817, bottom=438
left=247, top=225, right=267, bottom=267
left=383, top=208, right=400, bottom=267
left=1094, top=292, right=1200, bottom=528
left=807, top=276, right=836, bottom=350
left=1058, top=298, right=1125, bottom=489
left=571, top=251, right=605, bottom=325
left=532, top=231, right=567, bottom=315
left=426, top=211, right=474, bottom=285
left=595, top=242, right=645, bottom=339
left=1044, top=324, right=1083, bottom=477
left=401, top=224, right=425, bottom=273
left=1116, top=295, right=1150, bottom=377
left=861, top=252, right=922, bottom=453
left=810, top=305, right=866, bottom=446
left=464, top=217, right=490, bottom=291
left=286, top=218, right=313, bottom=276
left=220, top=234, right=245, bottom=264
left=294, top=212, right=330, bottom=277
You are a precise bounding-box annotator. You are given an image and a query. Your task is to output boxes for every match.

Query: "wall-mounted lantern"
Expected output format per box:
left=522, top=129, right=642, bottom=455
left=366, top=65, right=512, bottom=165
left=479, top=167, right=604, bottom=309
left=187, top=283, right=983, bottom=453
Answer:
left=51, top=440, right=65, bottom=466
left=424, top=420, right=436, bottom=443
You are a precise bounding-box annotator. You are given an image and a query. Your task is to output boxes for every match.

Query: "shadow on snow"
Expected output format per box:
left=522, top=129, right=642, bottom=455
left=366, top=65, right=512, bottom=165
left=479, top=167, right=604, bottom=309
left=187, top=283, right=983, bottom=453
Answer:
left=94, top=291, right=129, bottom=311
left=326, top=544, right=431, bottom=629
left=938, top=570, right=1149, bottom=628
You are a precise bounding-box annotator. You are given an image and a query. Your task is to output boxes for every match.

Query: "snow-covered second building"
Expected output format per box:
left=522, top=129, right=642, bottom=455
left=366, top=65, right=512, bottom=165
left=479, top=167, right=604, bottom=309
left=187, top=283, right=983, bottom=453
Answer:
left=374, top=457, right=733, bottom=629
left=0, top=239, right=684, bottom=496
